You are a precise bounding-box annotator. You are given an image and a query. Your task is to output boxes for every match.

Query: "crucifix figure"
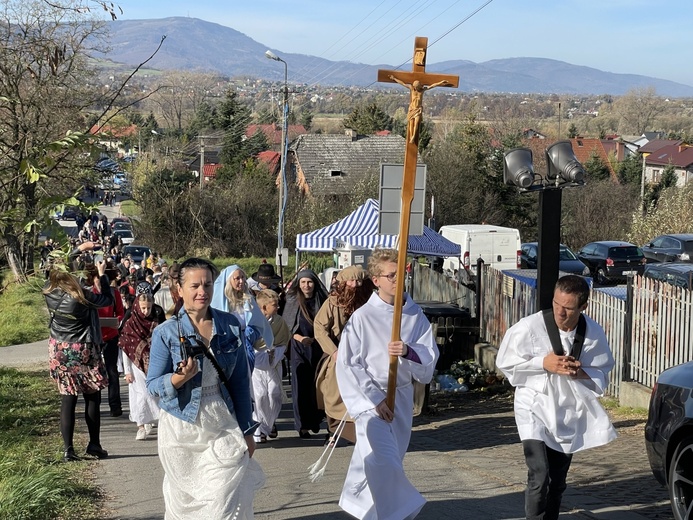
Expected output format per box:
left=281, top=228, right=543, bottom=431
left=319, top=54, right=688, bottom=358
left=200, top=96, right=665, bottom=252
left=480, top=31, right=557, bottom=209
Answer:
left=377, top=37, right=459, bottom=413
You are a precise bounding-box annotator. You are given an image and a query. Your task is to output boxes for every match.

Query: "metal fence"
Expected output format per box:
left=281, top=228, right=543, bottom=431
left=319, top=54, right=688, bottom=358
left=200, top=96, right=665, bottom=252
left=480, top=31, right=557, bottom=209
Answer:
left=421, top=264, right=693, bottom=398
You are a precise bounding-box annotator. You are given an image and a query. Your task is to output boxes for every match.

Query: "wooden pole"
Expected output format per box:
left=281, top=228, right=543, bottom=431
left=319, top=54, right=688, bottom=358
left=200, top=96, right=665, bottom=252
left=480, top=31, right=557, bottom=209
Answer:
left=378, top=37, right=458, bottom=413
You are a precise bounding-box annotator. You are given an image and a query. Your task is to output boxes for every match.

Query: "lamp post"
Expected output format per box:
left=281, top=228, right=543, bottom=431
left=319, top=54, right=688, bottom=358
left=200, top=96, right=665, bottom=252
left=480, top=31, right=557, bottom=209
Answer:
left=265, top=49, right=289, bottom=282
left=504, top=141, right=586, bottom=311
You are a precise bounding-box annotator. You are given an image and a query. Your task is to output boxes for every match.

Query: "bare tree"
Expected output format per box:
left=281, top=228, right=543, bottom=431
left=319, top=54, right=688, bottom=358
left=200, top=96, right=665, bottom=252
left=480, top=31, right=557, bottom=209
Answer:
left=612, top=87, right=664, bottom=135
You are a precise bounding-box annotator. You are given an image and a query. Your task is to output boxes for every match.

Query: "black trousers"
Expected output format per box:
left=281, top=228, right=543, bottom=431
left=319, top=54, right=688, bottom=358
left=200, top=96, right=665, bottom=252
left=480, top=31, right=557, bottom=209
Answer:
left=522, top=439, right=573, bottom=520
left=102, top=335, right=122, bottom=413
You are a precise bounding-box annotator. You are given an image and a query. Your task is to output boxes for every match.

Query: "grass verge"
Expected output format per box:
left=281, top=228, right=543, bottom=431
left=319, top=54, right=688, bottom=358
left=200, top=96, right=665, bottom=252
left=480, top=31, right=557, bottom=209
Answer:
left=0, top=368, right=101, bottom=520
left=0, top=276, right=48, bottom=347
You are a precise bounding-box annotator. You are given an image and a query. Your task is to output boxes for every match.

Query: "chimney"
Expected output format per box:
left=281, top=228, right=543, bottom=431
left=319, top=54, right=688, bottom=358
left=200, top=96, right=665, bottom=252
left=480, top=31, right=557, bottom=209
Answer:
left=345, top=128, right=357, bottom=141
left=616, top=140, right=625, bottom=161
left=679, top=144, right=690, bottom=153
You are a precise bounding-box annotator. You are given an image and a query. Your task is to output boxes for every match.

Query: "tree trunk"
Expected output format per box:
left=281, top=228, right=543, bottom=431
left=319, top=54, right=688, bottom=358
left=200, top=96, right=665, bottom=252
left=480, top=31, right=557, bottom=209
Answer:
left=3, top=243, right=28, bottom=283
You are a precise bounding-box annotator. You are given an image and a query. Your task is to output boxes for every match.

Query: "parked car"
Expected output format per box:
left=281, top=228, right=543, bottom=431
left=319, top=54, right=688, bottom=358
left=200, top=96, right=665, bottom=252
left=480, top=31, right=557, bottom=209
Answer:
left=643, top=262, right=693, bottom=290
left=112, top=221, right=132, bottom=232
left=110, top=217, right=130, bottom=225
left=520, top=242, right=590, bottom=276
left=54, top=206, right=80, bottom=220
left=112, top=229, right=135, bottom=245
left=121, top=244, right=151, bottom=266
left=645, top=361, right=693, bottom=520
left=642, top=234, right=693, bottom=263
left=577, top=241, right=646, bottom=285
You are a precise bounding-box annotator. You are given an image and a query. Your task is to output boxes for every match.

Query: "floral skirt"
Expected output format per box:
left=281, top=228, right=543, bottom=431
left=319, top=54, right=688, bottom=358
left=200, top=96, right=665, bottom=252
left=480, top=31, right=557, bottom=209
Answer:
left=48, top=337, right=108, bottom=395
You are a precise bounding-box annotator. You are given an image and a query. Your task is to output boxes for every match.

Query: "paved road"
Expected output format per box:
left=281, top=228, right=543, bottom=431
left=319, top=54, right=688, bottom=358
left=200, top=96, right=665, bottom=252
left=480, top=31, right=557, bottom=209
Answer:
left=2, top=340, right=671, bottom=520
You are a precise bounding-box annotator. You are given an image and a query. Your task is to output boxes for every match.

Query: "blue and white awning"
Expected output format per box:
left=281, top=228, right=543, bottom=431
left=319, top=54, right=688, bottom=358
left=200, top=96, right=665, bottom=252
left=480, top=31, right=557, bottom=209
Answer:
left=295, top=199, right=460, bottom=258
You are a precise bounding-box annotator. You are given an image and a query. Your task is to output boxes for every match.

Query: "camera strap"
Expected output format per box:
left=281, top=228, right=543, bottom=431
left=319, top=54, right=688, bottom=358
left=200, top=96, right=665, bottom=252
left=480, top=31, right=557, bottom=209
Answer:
left=174, top=311, right=236, bottom=398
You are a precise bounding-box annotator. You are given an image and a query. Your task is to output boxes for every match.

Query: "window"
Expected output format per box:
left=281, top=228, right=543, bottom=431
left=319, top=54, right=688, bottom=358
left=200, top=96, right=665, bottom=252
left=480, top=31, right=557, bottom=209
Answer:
left=329, top=169, right=342, bottom=177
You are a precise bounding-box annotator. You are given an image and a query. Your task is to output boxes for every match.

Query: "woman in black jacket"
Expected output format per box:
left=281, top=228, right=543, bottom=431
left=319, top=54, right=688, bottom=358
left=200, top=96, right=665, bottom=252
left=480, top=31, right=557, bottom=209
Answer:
left=43, top=242, right=113, bottom=462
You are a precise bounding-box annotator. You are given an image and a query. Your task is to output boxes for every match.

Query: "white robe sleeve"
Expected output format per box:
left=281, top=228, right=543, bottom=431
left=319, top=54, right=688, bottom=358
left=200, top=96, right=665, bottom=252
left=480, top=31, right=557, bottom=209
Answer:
left=574, top=318, right=614, bottom=396
left=403, top=313, right=438, bottom=385
left=496, top=319, right=548, bottom=393
left=336, top=318, right=386, bottom=416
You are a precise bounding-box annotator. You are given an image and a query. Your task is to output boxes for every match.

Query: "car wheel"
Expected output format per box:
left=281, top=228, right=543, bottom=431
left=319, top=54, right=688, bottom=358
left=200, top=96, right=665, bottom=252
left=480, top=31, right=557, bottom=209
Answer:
left=595, top=268, right=609, bottom=286
left=668, top=435, right=693, bottom=520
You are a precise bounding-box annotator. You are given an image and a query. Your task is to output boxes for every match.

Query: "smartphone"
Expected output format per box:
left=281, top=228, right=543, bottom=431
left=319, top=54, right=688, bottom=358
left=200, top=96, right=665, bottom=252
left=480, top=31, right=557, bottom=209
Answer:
left=94, top=251, right=104, bottom=262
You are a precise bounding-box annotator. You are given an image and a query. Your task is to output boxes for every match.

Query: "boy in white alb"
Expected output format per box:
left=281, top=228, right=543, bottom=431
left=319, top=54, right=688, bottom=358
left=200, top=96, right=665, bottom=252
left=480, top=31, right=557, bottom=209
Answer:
left=252, top=289, right=290, bottom=443
left=336, top=248, right=439, bottom=520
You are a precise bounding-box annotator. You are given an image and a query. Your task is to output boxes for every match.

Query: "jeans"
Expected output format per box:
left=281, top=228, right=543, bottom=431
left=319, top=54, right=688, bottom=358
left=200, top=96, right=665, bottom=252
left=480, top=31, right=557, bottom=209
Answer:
left=522, top=439, right=573, bottom=520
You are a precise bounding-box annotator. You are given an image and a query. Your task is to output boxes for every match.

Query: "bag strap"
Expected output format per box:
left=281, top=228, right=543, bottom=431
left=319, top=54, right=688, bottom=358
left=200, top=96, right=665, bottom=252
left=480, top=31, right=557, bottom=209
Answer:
left=541, top=309, right=587, bottom=361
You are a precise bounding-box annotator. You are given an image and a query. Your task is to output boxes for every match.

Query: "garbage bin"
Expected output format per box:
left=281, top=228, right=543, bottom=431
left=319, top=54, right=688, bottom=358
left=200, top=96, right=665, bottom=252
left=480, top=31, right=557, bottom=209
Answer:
left=416, top=301, right=477, bottom=370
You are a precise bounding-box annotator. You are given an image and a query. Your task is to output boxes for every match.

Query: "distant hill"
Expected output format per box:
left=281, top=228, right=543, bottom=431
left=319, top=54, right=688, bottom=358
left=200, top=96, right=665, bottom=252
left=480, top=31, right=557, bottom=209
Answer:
left=92, top=17, right=693, bottom=97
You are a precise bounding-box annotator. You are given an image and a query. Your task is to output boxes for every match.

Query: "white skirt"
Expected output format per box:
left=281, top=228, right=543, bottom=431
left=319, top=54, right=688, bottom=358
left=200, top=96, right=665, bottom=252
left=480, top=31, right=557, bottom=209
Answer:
left=158, top=385, right=265, bottom=520
left=127, top=364, right=159, bottom=426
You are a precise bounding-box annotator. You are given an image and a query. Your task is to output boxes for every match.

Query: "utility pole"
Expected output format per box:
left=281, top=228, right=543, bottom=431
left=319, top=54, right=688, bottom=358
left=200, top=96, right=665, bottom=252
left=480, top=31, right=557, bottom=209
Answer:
left=265, top=50, right=289, bottom=282
left=199, top=137, right=205, bottom=189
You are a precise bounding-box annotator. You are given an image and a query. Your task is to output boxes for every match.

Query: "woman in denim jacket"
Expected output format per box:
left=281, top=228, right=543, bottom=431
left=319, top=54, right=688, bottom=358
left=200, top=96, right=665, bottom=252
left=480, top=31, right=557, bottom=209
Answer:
left=146, top=258, right=265, bottom=519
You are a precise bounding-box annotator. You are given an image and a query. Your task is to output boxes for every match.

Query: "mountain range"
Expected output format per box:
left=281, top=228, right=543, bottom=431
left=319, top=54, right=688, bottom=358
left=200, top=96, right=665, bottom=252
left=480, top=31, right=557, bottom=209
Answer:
left=94, top=17, right=693, bottom=97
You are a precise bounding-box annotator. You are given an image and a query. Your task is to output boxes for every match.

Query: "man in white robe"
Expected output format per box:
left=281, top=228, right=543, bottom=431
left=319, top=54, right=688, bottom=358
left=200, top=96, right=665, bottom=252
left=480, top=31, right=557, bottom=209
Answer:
left=336, top=248, right=439, bottom=520
left=497, top=275, right=617, bottom=520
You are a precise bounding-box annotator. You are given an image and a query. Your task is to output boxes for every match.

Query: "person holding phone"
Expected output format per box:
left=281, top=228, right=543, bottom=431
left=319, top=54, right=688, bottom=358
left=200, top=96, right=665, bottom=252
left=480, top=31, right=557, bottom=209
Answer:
left=43, top=242, right=113, bottom=462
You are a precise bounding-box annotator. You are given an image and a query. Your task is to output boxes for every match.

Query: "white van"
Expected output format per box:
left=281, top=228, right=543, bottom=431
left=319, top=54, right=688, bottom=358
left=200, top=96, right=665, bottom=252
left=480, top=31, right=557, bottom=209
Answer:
left=439, top=224, right=522, bottom=279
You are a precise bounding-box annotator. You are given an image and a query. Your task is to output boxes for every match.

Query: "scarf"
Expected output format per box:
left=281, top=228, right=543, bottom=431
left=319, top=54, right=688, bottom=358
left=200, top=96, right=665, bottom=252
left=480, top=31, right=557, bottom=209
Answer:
left=119, top=299, right=161, bottom=373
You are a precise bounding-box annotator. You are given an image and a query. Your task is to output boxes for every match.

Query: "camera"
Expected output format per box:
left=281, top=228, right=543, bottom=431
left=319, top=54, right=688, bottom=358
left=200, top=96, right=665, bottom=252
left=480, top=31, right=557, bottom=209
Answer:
left=180, top=336, right=207, bottom=362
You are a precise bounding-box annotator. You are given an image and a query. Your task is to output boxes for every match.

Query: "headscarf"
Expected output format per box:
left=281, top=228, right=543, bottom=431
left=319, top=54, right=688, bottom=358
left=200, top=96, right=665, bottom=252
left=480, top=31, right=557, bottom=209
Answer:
left=211, top=265, right=273, bottom=349
left=281, top=269, right=329, bottom=334
left=118, top=296, right=163, bottom=373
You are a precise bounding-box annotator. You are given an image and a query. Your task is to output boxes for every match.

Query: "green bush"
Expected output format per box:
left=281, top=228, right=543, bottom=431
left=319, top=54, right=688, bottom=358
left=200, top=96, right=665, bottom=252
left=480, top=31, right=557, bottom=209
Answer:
left=0, top=277, right=48, bottom=347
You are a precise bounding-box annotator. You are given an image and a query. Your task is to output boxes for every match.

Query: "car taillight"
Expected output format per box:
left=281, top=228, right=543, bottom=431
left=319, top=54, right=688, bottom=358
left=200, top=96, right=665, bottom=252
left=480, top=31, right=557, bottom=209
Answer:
left=606, top=257, right=614, bottom=267
left=463, top=251, right=470, bottom=269
left=517, top=250, right=521, bottom=268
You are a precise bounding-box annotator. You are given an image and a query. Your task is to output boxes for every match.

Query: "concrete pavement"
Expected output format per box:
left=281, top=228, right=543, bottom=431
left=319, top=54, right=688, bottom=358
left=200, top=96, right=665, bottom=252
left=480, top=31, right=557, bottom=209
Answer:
left=2, top=339, right=671, bottom=519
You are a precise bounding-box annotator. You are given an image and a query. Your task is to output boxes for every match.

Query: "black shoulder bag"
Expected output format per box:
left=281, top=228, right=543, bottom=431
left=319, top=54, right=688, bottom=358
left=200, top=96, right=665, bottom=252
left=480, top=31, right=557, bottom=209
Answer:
left=541, top=309, right=587, bottom=360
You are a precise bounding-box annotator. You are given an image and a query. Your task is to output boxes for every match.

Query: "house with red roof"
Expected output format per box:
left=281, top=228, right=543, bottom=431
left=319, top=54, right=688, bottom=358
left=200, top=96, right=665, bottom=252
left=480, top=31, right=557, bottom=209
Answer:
left=245, top=123, right=307, bottom=150
left=643, top=142, right=693, bottom=186
left=89, top=124, right=138, bottom=156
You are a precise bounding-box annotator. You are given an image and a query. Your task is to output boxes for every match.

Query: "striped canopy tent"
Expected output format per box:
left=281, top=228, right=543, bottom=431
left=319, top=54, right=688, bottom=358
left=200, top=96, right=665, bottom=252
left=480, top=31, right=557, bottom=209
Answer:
left=295, top=199, right=461, bottom=257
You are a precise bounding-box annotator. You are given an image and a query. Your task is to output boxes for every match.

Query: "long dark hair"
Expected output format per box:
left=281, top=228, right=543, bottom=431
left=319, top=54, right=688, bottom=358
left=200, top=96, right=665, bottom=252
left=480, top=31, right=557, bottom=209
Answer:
left=286, top=269, right=327, bottom=325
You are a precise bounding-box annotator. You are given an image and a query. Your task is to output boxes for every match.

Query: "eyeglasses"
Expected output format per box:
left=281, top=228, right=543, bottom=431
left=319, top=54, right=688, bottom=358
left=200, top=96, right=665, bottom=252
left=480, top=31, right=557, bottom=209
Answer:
left=378, top=272, right=397, bottom=282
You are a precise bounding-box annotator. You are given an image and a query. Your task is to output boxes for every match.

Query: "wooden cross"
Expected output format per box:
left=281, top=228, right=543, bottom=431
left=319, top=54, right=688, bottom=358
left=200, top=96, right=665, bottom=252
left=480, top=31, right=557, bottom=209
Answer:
left=378, top=37, right=458, bottom=413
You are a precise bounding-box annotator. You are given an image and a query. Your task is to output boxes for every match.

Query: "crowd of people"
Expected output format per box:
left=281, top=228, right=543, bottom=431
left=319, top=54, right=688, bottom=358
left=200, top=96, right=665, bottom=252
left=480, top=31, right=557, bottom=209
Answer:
left=42, top=204, right=617, bottom=519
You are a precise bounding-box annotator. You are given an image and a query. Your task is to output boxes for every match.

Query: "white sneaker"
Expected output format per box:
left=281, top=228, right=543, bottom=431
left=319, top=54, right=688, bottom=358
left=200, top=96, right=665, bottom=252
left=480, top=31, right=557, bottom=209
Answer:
left=135, top=428, right=147, bottom=441
left=144, top=424, right=153, bottom=435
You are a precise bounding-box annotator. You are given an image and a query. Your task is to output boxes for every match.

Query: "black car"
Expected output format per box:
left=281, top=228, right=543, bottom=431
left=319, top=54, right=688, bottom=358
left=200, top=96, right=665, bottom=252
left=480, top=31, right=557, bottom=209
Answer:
left=520, top=242, right=590, bottom=275
left=645, top=361, right=693, bottom=520
left=643, top=262, right=693, bottom=290
left=577, top=241, right=646, bottom=285
left=122, top=244, right=151, bottom=266
left=642, top=234, right=693, bottom=263
left=112, top=221, right=132, bottom=232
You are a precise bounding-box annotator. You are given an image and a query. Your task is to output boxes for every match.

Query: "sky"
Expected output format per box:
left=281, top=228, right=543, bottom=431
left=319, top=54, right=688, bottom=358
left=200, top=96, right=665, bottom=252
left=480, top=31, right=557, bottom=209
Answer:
left=108, top=0, right=693, bottom=87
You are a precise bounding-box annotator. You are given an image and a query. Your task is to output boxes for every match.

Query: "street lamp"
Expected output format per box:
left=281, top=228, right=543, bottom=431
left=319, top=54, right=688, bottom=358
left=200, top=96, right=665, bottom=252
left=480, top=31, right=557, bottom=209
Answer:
left=265, top=49, right=289, bottom=282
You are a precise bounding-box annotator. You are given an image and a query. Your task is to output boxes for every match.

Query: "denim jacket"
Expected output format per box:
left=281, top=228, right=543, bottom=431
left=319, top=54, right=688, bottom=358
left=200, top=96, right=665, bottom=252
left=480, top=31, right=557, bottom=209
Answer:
left=146, top=307, right=257, bottom=435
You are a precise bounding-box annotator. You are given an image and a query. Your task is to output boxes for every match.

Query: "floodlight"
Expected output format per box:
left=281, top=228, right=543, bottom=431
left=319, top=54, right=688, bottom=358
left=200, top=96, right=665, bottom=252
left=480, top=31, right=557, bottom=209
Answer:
left=546, top=141, right=585, bottom=184
left=503, top=148, right=536, bottom=189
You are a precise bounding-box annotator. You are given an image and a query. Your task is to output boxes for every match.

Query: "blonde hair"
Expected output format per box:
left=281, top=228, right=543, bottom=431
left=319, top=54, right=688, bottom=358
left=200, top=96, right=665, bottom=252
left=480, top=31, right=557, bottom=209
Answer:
left=224, top=268, right=249, bottom=312
left=256, top=289, right=279, bottom=307
left=368, top=247, right=399, bottom=277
